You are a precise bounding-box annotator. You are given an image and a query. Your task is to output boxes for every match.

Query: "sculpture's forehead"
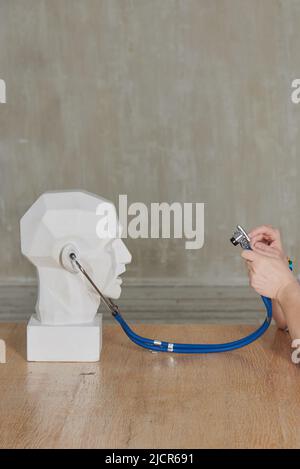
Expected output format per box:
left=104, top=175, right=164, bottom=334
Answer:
left=21, top=191, right=118, bottom=242
left=26, top=191, right=114, bottom=214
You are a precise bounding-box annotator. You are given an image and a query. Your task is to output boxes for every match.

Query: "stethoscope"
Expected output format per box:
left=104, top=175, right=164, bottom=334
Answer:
left=69, top=225, right=285, bottom=354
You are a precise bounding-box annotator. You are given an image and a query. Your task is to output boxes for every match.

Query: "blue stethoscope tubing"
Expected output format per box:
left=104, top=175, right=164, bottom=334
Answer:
left=113, top=246, right=294, bottom=353
left=113, top=294, right=272, bottom=353
left=72, top=247, right=290, bottom=354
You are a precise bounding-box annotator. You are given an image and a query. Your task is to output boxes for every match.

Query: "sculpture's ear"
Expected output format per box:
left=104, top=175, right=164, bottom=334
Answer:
left=60, top=243, right=81, bottom=273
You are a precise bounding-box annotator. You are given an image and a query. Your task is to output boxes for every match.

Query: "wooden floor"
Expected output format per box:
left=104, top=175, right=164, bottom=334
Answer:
left=0, top=322, right=297, bottom=449
left=0, top=284, right=264, bottom=324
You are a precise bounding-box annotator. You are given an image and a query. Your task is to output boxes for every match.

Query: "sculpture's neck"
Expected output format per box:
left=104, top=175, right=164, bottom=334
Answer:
left=36, top=267, right=100, bottom=325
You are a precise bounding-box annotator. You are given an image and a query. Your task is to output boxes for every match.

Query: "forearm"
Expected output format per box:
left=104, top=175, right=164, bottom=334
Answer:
left=278, top=282, right=300, bottom=340
left=271, top=299, right=287, bottom=330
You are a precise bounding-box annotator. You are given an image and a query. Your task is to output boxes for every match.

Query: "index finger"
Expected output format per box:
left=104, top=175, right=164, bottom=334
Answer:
left=249, top=225, right=278, bottom=239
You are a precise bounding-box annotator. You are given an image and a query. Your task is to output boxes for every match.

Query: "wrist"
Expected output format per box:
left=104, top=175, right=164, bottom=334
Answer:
left=277, top=277, right=299, bottom=305
left=277, top=280, right=300, bottom=341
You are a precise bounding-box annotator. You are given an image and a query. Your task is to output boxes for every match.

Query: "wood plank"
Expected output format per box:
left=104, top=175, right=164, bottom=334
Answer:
left=0, top=323, right=297, bottom=449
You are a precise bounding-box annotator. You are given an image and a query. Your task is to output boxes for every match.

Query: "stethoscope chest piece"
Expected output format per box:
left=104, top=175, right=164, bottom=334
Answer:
left=230, top=225, right=251, bottom=250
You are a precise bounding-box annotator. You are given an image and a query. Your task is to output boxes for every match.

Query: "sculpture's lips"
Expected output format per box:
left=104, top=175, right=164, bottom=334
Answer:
left=116, top=265, right=126, bottom=276
left=114, top=264, right=126, bottom=285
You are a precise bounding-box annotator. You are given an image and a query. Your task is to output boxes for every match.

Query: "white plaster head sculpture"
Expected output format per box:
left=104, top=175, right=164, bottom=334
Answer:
left=20, top=191, right=132, bottom=325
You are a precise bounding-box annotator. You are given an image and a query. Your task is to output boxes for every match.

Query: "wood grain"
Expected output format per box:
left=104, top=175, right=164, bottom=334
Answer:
left=0, top=323, right=298, bottom=449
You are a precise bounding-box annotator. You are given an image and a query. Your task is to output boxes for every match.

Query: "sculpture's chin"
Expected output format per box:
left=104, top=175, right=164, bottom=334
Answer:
left=103, top=282, right=122, bottom=300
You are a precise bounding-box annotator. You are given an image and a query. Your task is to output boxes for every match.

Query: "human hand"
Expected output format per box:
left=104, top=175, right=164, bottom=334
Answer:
left=241, top=244, right=296, bottom=300
left=249, top=225, right=286, bottom=259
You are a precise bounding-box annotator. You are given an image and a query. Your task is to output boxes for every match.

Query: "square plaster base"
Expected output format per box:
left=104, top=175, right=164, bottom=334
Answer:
left=27, top=314, right=102, bottom=362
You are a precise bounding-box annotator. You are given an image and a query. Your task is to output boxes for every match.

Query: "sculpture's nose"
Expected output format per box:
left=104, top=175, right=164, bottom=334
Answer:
left=113, top=239, right=132, bottom=264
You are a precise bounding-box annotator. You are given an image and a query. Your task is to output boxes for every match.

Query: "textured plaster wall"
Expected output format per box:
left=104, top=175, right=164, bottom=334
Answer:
left=1, top=0, right=300, bottom=285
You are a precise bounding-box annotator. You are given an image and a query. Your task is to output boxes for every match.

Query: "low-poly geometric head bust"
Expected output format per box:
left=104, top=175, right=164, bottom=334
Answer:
left=20, top=191, right=132, bottom=325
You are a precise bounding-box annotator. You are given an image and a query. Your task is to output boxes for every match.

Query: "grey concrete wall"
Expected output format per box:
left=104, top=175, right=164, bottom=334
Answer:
left=1, top=0, right=300, bottom=285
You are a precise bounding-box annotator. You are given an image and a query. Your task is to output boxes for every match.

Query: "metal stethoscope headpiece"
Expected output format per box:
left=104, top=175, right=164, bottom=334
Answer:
left=69, top=252, right=119, bottom=316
